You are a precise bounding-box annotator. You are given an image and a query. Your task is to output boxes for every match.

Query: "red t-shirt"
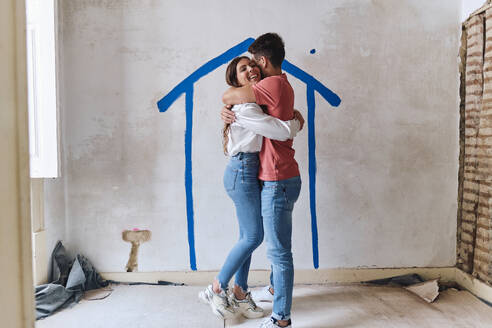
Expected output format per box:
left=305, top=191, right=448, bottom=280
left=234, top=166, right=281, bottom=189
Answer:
left=252, top=73, right=300, bottom=181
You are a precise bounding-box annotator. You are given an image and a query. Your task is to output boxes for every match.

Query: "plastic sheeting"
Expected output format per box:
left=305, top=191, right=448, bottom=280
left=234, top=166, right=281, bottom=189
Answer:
left=35, top=241, right=108, bottom=320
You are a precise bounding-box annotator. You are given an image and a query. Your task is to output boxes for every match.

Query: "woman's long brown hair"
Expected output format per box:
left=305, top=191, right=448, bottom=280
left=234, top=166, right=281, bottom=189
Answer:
left=222, top=56, right=250, bottom=155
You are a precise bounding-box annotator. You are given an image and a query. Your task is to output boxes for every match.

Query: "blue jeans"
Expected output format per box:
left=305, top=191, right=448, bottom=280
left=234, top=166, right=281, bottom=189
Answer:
left=217, top=152, right=264, bottom=291
left=261, top=176, right=301, bottom=321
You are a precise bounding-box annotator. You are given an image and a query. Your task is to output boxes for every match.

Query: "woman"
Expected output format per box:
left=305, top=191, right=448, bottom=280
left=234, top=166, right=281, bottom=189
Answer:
left=199, top=56, right=302, bottom=320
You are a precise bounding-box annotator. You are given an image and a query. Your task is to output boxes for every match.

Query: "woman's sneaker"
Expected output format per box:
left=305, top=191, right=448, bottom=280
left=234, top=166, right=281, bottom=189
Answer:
left=252, top=285, right=274, bottom=302
left=260, top=317, right=292, bottom=327
left=198, top=285, right=236, bottom=319
left=230, top=291, right=264, bottom=319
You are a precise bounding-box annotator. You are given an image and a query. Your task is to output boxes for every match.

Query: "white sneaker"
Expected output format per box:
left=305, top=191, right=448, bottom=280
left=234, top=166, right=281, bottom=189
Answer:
left=198, top=285, right=236, bottom=319
left=252, top=285, right=274, bottom=302
left=230, top=291, right=264, bottom=319
left=259, top=317, right=292, bottom=328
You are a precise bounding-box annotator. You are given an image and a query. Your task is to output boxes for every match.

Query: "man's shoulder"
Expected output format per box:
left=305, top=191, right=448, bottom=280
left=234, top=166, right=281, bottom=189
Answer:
left=252, top=74, right=292, bottom=108
left=255, top=74, right=291, bottom=91
left=256, top=75, right=282, bottom=87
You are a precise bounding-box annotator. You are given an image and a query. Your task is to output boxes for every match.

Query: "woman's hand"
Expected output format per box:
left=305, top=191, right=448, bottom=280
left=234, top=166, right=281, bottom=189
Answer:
left=293, top=109, right=305, bottom=131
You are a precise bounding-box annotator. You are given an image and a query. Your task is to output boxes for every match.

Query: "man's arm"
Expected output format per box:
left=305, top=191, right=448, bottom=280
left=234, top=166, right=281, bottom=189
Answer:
left=222, top=85, right=256, bottom=105
left=221, top=105, right=235, bottom=124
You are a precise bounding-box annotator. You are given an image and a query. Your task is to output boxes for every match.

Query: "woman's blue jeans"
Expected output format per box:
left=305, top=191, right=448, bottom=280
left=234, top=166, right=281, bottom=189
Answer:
left=217, top=152, right=263, bottom=291
left=262, top=176, right=301, bottom=321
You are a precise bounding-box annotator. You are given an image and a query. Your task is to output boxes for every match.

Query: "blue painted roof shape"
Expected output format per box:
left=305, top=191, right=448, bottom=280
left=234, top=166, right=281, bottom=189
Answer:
left=158, top=38, right=340, bottom=111
left=157, top=37, right=341, bottom=271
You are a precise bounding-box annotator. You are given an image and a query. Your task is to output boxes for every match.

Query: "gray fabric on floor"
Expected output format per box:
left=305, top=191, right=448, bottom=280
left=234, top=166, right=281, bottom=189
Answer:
left=35, top=241, right=108, bottom=320
left=366, top=273, right=424, bottom=286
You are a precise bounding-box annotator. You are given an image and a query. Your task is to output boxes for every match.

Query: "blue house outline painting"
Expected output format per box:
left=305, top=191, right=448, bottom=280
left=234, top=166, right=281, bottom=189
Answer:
left=157, top=38, right=341, bottom=271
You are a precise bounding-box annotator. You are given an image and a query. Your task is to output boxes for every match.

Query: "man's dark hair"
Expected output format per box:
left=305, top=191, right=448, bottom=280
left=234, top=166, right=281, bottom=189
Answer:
left=248, top=33, right=285, bottom=68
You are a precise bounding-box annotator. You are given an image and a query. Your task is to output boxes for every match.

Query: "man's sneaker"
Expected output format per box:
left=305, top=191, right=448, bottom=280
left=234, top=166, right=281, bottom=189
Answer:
left=252, top=285, right=274, bottom=302
left=230, top=291, right=264, bottom=319
left=198, top=285, right=236, bottom=319
left=259, top=317, right=292, bottom=328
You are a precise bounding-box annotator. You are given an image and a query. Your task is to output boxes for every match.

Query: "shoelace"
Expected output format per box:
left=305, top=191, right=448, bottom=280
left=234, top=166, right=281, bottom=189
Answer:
left=263, top=318, right=288, bottom=328
left=229, top=296, right=239, bottom=308
left=244, top=292, right=258, bottom=309
left=211, top=286, right=232, bottom=309
left=219, top=290, right=232, bottom=308
left=260, top=318, right=275, bottom=328
left=230, top=292, right=258, bottom=310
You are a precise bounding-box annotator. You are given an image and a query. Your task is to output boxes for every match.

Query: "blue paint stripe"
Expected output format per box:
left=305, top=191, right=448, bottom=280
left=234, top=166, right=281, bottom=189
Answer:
left=283, top=60, right=341, bottom=108
left=185, top=86, right=197, bottom=270
left=307, top=86, right=319, bottom=269
left=158, top=38, right=255, bottom=113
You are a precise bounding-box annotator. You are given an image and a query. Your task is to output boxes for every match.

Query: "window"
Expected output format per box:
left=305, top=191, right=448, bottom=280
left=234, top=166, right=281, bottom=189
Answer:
left=26, top=0, right=58, bottom=177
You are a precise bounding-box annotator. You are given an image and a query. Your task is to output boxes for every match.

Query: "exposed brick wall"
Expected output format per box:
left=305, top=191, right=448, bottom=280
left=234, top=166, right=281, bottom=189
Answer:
left=458, top=12, right=492, bottom=283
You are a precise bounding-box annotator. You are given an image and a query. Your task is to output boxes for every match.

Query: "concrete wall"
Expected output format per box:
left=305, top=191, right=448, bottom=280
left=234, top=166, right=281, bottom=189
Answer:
left=46, top=0, right=461, bottom=272
left=44, top=176, right=67, bottom=260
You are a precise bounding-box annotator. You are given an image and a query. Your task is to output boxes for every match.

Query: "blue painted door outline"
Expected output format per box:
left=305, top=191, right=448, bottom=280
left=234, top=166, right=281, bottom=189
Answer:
left=157, top=38, right=341, bottom=270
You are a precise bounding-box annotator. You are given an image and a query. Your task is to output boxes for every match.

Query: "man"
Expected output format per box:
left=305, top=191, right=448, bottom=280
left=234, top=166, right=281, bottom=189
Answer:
left=221, top=33, right=301, bottom=328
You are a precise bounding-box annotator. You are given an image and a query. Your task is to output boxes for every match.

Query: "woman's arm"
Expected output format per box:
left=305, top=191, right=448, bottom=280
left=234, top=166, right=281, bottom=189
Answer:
left=222, top=85, right=256, bottom=105
left=233, top=103, right=301, bottom=141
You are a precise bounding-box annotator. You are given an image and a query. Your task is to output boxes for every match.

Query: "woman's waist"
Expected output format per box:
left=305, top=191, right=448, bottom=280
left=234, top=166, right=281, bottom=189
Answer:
left=231, top=151, right=259, bottom=160
left=228, top=152, right=260, bottom=169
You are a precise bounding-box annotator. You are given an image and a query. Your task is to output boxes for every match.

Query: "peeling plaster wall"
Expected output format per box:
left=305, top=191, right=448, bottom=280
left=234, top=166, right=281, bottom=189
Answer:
left=457, top=9, right=492, bottom=284
left=46, top=0, right=461, bottom=272
left=462, top=0, right=488, bottom=22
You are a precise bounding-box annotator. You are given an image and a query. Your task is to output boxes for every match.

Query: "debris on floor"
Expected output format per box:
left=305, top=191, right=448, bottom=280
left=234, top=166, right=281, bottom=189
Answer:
left=35, top=241, right=108, bottom=320
left=404, top=278, right=439, bottom=303
left=82, top=287, right=113, bottom=301
left=107, top=280, right=185, bottom=286
left=365, top=273, right=441, bottom=303
left=366, top=273, right=424, bottom=286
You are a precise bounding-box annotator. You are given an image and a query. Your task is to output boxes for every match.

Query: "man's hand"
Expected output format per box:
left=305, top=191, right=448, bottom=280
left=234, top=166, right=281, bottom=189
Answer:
left=221, top=105, right=235, bottom=124
left=293, top=109, right=305, bottom=131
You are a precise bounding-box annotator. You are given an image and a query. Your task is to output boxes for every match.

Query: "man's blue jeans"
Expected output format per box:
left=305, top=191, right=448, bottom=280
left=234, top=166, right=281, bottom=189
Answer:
left=217, top=152, right=263, bottom=291
left=261, top=176, right=301, bottom=321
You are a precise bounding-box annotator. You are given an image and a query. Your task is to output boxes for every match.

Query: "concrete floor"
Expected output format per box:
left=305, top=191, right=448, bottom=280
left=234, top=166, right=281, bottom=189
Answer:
left=36, top=284, right=492, bottom=328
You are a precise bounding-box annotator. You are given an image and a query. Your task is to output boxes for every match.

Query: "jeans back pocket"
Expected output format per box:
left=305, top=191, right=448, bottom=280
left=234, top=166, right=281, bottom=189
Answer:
left=224, top=167, right=239, bottom=192
left=283, top=181, right=301, bottom=205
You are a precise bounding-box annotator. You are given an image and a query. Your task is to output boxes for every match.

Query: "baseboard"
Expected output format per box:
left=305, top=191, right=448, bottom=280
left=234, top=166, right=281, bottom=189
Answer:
left=455, top=268, right=492, bottom=304
left=101, top=267, right=456, bottom=286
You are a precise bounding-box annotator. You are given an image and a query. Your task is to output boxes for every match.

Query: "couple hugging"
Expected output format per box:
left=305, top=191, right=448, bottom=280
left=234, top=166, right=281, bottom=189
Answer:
left=199, top=33, right=303, bottom=328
